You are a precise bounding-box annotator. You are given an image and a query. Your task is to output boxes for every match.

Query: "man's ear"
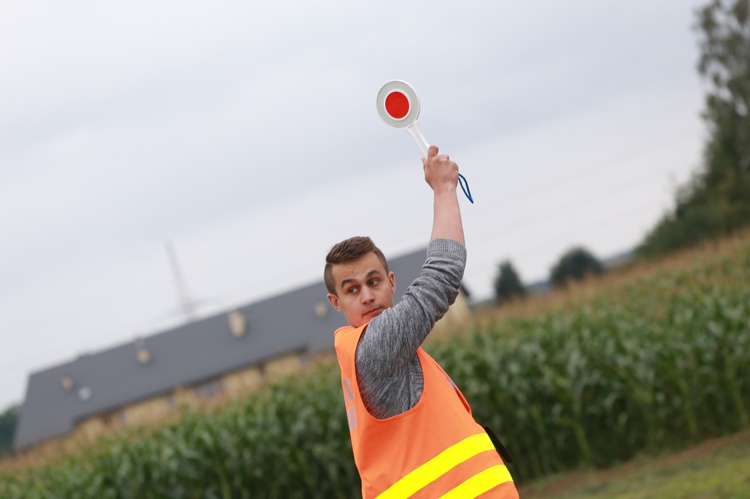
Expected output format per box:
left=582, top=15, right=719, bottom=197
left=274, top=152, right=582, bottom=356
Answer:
left=389, top=272, right=396, bottom=294
left=327, top=292, right=343, bottom=312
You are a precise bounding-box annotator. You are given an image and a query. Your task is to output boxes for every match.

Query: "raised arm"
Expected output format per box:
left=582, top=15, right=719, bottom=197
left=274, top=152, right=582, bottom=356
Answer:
left=423, top=145, right=465, bottom=245
left=355, top=146, right=468, bottom=417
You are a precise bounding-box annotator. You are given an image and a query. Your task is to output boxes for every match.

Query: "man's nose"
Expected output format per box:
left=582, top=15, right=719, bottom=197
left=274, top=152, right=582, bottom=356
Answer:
left=360, top=287, right=375, bottom=303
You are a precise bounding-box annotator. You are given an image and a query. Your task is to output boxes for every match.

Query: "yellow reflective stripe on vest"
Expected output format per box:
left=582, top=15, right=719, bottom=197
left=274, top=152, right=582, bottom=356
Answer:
left=439, top=465, right=513, bottom=499
left=375, top=433, right=512, bottom=499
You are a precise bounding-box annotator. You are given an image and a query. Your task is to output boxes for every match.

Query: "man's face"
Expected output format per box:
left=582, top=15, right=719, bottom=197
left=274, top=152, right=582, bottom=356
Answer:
left=327, top=251, right=396, bottom=328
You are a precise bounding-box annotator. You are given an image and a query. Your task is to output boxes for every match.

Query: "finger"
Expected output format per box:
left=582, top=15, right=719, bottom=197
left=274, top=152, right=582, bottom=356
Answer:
left=427, top=145, right=439, bottom=159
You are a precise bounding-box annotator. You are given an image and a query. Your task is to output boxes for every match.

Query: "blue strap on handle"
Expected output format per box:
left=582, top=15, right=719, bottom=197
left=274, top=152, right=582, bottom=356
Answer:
left=458, top=173, right=474, bottom=204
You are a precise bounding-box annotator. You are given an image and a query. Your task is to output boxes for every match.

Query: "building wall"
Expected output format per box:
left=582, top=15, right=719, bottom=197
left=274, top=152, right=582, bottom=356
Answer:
left=221, top=365, right=264, bottom=399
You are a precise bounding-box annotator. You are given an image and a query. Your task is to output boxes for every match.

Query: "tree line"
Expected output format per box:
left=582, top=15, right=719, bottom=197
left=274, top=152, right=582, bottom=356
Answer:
left=0, top=405, right=19, bottom=457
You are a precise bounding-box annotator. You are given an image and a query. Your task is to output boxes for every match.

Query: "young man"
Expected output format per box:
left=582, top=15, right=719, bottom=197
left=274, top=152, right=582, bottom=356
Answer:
left=325, top=146, right=518, bottom=498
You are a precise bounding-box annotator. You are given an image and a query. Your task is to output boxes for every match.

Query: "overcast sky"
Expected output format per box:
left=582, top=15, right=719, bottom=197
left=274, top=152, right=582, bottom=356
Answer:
left=1, top=0, right=707, bottom=411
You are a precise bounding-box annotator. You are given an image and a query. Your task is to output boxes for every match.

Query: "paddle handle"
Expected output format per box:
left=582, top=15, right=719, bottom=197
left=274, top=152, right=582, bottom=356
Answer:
left=405, top=122, right=429, bottom=157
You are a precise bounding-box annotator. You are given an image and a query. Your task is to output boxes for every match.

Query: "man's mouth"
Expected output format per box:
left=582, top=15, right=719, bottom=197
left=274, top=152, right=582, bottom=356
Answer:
left=364, top=307, right=382, bottom=318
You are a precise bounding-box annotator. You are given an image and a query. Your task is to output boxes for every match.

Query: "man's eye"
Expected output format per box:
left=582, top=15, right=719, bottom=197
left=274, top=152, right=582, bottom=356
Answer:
left=347, top=287, right=359, bottom=294
left=368, top=279, right=380, bottom=286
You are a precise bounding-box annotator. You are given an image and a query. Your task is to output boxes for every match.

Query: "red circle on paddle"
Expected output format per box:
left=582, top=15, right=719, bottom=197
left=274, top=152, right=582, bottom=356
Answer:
left=385, top=91, right=410, bottom=119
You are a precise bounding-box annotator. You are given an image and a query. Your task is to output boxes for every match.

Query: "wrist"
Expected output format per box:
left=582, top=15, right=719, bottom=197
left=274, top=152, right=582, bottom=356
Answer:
left=430, top=179, right=456, bottom=191
left=432, top=186, right=458, bottom=198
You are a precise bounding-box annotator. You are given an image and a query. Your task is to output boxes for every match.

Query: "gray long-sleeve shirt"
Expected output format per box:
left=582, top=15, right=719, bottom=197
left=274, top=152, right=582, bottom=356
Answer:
left=355, top=238, right=466, bottom=419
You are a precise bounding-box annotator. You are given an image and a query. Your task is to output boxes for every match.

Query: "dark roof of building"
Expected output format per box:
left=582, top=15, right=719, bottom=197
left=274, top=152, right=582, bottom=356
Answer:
left=14, top=247, right=427, bottom=450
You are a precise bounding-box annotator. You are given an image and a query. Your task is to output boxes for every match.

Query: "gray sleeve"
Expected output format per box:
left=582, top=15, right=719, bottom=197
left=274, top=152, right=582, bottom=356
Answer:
left=354, top=238, right=466, bottom=418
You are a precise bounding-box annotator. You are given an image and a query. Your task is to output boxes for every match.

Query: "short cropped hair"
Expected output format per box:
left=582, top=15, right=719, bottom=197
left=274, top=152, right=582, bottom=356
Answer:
left=324, top=236, right=389, bottom=295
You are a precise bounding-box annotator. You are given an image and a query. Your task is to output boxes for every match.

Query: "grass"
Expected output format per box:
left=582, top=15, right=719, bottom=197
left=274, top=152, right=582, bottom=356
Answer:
left=518, top=429, right=750, bottom=498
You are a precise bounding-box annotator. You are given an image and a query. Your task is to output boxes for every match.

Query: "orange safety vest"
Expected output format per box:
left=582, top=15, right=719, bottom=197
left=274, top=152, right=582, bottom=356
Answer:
left=334, top=324, right=518, bottom=498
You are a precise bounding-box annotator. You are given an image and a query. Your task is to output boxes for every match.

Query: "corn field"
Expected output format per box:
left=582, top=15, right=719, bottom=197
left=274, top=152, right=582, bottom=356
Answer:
left=1, top=237, right=749, bottom=497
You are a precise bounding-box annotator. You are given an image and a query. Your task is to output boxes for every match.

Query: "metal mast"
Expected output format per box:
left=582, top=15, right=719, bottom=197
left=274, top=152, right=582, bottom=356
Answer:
left=165, top=241, right=196, bottom=322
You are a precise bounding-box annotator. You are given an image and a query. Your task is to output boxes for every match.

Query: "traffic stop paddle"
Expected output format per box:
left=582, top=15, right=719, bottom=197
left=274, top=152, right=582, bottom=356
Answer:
left=376, top=80, right=474, bottom=203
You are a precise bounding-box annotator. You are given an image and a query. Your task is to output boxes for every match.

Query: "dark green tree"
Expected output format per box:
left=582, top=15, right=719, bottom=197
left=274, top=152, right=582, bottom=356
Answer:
left=493, top=260, right=525, bottom=304
left=549, top=247, right=603, bottom=289
left=638, top=0, right=750, bottom=257
left=0, top=404, right=19, bottom=457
